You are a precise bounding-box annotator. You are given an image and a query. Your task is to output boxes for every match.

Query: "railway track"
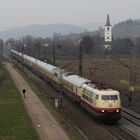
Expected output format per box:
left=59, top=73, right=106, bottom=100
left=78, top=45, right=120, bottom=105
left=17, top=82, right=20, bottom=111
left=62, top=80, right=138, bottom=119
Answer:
left=101, top=103, right=140, bottom=140
left=99, top=104, right=140, bottom=140
left=121, top=107, right=140, bottom=127
left=101, top=123, right=137, bottom=140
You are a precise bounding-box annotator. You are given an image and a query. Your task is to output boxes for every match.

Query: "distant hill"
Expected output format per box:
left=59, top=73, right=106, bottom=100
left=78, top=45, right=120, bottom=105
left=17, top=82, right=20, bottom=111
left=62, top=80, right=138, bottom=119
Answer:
left=0, top=24, right=86, bottom=40
left=113, top=19, right=140, bottom=39
left=80, top=22, right=104, bottom=31
left=1, top=19, right=140, bottom=40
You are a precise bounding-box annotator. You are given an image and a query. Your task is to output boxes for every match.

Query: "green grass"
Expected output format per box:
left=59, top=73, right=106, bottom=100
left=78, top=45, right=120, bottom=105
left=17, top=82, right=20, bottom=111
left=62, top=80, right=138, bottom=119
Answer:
left=0, top=63, right=40, bottom=140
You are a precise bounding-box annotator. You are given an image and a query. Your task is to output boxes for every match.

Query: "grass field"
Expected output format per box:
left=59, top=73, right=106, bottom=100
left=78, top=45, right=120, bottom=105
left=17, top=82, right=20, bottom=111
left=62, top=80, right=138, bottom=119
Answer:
left=61, top=57, right=140, bottom=90
left=0, top=63, right=40, bottom=140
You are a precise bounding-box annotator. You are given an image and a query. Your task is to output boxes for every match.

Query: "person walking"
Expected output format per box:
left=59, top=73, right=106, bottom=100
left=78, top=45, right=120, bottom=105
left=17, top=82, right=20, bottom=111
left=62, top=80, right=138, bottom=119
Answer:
left=22, top=88, right=26, bottom=98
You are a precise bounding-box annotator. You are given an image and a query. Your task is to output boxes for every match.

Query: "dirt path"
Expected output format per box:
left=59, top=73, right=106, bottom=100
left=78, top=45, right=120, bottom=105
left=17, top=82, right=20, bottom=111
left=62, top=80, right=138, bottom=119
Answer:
left=5, top=63, right=69, bottom=140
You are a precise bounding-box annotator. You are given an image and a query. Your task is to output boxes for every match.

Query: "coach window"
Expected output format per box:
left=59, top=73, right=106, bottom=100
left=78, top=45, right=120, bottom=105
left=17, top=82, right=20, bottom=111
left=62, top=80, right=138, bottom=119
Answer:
left=95, top=95, right=99, bottom=100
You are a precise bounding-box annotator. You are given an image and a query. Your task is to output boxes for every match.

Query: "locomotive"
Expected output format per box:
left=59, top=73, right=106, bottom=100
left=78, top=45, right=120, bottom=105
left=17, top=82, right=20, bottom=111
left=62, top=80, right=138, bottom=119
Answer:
left=11, top=49, right=121, bottom=122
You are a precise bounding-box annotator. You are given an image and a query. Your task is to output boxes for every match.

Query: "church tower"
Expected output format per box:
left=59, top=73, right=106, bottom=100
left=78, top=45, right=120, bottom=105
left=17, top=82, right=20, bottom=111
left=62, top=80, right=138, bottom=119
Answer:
left=104, top=14, right=112, bottom=50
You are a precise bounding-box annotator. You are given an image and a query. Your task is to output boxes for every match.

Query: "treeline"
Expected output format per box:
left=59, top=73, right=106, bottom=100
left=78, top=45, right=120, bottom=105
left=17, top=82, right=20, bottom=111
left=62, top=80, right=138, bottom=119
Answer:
left=2, top=32, right=140, bottom=62
left=114, top=19, right=140, bottom=28
left=0, top=39, right=4, bottom=59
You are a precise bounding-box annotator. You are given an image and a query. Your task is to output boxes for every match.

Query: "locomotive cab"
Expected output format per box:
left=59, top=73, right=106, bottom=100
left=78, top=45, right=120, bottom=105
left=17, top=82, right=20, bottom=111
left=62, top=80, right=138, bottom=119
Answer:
left=94, top=90, right=121, bottom=121
left=81, top=82, right=121, bottom=122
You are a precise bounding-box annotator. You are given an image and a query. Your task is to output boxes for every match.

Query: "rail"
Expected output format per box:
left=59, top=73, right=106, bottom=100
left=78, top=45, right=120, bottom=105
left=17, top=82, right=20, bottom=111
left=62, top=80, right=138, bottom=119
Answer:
left=121, top=107, right=140, bottom=127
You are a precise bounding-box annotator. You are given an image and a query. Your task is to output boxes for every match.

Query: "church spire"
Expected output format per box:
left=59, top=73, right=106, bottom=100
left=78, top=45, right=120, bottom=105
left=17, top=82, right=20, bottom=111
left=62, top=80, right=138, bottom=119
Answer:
left=104, top=14, right=112, bottom=51
left=105, top=14, right=111, bottom=26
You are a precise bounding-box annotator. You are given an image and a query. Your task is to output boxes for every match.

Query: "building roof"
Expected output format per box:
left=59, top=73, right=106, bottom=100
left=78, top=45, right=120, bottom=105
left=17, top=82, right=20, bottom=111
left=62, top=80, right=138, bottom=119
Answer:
left=105, top=14, right=111, bottom=26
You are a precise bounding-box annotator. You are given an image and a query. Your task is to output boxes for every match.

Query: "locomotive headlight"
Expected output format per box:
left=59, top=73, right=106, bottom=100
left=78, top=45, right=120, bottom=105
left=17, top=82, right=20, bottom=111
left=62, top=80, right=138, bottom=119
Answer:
left=102, top=110, right=104, bottom=112
left=116, top=110, right=119, bottom=112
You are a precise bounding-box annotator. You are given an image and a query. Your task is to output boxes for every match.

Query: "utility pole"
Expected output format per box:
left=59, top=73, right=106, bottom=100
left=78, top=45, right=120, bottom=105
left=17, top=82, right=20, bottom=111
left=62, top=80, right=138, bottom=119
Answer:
left=21, top=44, right=25, bottom=70
left=34, top=44, right=37, bottom=64
left=89, top=66, right=98, bottom=81
left=79, top=44, right=83, bottom=77
left=128, top=43, right=136, bottom=107
left=57, top=44, right=63, bottom=109
left=34, top=45, right=36, bottom=58
left=52, top=45, right=56, bottom=65
left=73, top=38, right=83, bottom=77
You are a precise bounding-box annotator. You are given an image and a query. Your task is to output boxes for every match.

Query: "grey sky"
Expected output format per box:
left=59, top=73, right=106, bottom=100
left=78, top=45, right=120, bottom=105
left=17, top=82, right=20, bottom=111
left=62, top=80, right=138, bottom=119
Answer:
left=0, top=0, right=139, bottom=28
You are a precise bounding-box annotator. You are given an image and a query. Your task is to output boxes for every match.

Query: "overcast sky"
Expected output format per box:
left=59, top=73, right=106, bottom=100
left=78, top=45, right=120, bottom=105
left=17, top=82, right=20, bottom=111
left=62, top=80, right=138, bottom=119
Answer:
left=0, top=0, right=139, bottom=29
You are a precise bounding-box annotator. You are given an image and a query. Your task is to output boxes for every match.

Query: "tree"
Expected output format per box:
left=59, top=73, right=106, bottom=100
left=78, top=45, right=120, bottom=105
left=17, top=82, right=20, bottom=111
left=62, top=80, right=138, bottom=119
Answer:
left=80, top=36, right=95, bottom=54
left=0, top=39, right=4, bottom=59
left=5, top=38, right=16, bottom=48
left=34, top=41, right=41, bottom=58
left=112, top=38, right=133, bottom=54
left=135, top=37, right=140, bottom=54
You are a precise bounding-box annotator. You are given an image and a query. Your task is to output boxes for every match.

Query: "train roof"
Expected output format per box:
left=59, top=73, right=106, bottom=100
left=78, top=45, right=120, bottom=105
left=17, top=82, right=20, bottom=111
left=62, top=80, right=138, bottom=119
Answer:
left=82, top=83, right=119, bottom=95
left=63, top=75, right=90, bottom=87
left=93, top=89, right=119, bottom=95
left=11, top=50, right=89, bottom=87
left=37, top=60, right=56, bottom=71
left=52, top=67, right=72, bottom=76
left=11, top=49, right=22, bottom=56
left=25, top=55, right=56, bottom=71
left=11, top=50, right=56, bottom=72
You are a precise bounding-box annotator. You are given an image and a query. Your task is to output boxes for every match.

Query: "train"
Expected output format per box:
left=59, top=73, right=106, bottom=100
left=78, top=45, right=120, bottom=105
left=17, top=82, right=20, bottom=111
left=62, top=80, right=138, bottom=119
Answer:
left=11, top=49, right=121, bottom=122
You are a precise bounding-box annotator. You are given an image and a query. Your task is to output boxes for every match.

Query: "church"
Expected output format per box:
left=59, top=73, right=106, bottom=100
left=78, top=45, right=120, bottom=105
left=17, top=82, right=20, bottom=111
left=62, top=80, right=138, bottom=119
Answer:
left=104, top=14, right=112, bottom=51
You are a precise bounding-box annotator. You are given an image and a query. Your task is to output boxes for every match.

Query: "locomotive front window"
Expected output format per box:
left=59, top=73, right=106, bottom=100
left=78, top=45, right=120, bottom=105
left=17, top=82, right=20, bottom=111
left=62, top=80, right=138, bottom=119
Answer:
left=101, top=95, right=118, bottom=100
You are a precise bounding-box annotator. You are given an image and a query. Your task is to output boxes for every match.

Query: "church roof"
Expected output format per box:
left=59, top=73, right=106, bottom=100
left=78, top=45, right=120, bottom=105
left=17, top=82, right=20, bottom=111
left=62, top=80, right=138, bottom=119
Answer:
left=105, top=14, right=111, bottom=26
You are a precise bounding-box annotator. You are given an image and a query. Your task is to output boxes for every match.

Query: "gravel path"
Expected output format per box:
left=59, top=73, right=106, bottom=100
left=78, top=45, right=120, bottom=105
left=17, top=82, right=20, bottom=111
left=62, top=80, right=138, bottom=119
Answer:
left=5, top=63, right=69, bottom=140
